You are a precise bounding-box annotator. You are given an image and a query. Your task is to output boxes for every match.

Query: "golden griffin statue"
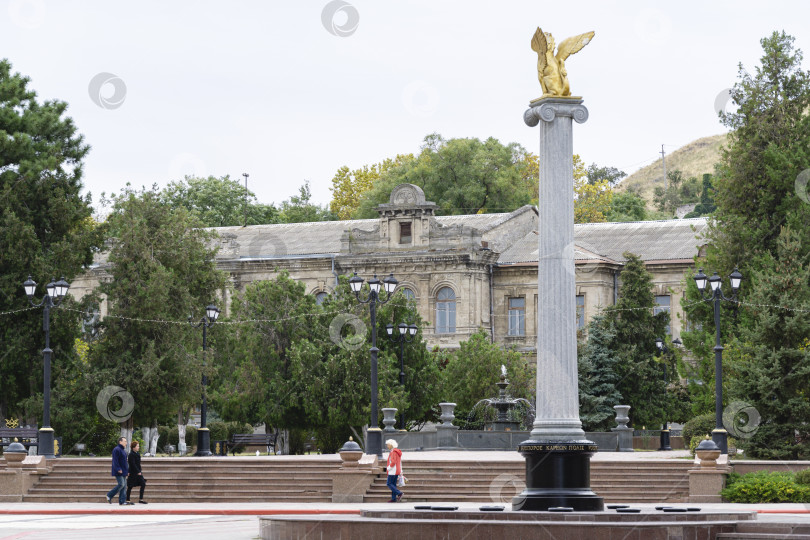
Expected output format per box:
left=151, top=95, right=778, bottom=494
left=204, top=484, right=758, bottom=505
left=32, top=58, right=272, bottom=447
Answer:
left=531, top=27, right=594, bottom=98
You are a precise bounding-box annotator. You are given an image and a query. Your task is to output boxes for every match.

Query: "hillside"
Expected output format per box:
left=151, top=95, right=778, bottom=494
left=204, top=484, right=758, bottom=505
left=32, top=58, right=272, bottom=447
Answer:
left=616, top=133, right=728, bottom=204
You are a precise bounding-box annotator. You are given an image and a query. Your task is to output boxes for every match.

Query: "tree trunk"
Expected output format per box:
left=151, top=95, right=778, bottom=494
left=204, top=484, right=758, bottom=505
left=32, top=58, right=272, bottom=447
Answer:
left=177, top=407, right=188, bottom=455
left=277, top=428, right=289, bottom=455
left=141, top=425, right=153, bottom=455
left=119, top=416, right=134, bottom=452
left=149, top=419, right=159, bottom=455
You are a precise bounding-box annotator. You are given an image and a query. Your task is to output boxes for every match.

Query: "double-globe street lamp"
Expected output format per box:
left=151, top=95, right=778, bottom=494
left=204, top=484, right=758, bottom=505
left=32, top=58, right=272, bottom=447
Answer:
left=349, top=272, right=397, bottom=458
left=654, top=337, right=681, bottom=452
left=385, top=322, right=418, bottom=430
left=694, top=267, right=743, bottom=454
left=23, top=276, right=70, bottom=459
left=189, top=304, right=220, bottom=457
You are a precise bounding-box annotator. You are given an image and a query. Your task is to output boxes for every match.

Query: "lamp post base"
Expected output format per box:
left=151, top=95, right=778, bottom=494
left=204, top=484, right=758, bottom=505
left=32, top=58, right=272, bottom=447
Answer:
left=37, top=428, right=56, bottom=459
left=512, top=440, right=603, bottom=511
left=194, top=428, right=212, bottom=457
left=367, top=428, right=382, bottom=458
left=658, top=428, right=672, bottom=451
left=712, top=428, right=728, bottom=455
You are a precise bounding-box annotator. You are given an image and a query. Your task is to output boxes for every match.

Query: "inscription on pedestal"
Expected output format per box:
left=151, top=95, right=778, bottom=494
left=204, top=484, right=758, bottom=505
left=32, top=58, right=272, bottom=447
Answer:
left=519, top=443, right=598, bottom=452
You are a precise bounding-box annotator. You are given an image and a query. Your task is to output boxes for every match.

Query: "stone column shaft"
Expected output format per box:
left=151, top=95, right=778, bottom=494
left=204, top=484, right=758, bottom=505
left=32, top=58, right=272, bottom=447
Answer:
left=525, top=98, right=589, bottom=441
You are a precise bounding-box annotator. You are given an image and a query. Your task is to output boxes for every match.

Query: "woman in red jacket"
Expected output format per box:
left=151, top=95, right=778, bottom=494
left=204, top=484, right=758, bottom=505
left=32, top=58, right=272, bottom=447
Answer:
left=385, top=439, right=403, bottom=502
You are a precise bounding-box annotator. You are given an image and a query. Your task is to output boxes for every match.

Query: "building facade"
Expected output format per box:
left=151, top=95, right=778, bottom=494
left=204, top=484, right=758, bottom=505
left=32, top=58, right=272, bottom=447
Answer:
left=72, top=184, right=708, bottom=350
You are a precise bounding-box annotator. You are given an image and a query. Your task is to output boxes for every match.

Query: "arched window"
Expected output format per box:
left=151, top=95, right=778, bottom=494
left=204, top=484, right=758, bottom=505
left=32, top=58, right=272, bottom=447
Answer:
left=436, top=287, right=456, bottom=334
left=315, top=292, right=328, bottom=305
left=400, top=287, right=416, bottom=301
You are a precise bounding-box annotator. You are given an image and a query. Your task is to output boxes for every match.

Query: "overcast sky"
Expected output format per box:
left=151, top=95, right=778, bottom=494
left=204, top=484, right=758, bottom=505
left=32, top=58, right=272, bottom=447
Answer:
left=2, top=1, right=809, bottom=210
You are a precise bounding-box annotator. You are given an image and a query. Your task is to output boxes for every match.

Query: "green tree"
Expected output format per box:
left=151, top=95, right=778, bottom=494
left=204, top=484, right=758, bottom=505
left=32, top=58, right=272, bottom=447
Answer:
left=683, top=174, right=717, bottom=218
left=578, top=314, right=623, bottom=431
left=160, top=175, right=278, bottom=227
left=0, top=59, right=101, bottom=420
left=653, top=170, right=701, bottom=215
left=211, top=271, right=316, bottom=432
left=278, top=181, right=336, bottom=223
left=354, top=134, right=532, bottom=217
left=439, top=329, right=534, bottom=427
left=213, top=274, right=437, bottom=453
left=683, top=32, right=810, bottom=443
left=586, top=163, right=626, bottom=186
left=726, top=229, right=810, bottom=459
left=604, top=253, right=670, bottom=429
left=708, top=30, right=810, bottom=269
left=606, top=191, right=648, bottom=222
left=88, top=186, right=226, bottom=443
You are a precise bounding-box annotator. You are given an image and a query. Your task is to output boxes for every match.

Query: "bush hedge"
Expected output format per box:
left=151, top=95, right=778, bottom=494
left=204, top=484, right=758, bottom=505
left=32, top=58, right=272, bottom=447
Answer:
left=795, top=468, right=810, bottom=486
left=721, top=471, right=810, bottom=503
left=682, top=413, right=716, bottom=449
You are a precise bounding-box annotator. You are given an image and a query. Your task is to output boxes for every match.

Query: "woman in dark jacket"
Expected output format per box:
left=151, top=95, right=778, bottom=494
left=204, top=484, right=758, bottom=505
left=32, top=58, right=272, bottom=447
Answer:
left=126, top=441, right=147, bottom=504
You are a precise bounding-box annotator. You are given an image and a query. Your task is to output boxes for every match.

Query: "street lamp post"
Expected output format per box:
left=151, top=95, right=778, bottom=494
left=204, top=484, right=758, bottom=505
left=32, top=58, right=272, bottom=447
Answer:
left=349, top=272, right=397, bottom=457
left=189, top=304, right=220, bottom=457
left=654, top=337, right=681, bottom=452
left=385, top=322, right=418, bottom=430
left=694, top=267, right=743, bottom=454
left=23, top=276, right=70, bottom=459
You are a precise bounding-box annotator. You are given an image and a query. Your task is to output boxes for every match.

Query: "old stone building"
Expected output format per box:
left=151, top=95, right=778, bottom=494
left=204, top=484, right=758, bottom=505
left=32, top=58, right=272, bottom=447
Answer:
left=72, top=184, right=708, bottom=350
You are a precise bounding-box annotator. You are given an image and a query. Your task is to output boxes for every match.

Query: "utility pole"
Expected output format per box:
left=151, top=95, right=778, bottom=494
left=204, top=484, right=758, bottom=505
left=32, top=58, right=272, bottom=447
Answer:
left=660, top=145, right=667, bottom=192
left=242, top=173, right=249, bottom=227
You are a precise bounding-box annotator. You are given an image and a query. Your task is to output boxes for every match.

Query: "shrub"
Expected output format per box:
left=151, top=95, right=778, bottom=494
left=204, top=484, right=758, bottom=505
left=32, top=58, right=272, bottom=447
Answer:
left=795, top=468, right=810, bottom=486
left=208, top=421, right=228, bottom=442
left=185, top=425, right=197, bottom=447
left=689, top=436, right=705, bottom=456
left=157, top=426, right=169, bottom=449
left=681, top=413, right=716, bottom=446
left=720, top=471, right=810, bottom=503
left=88, top=417, right=121, bottom=456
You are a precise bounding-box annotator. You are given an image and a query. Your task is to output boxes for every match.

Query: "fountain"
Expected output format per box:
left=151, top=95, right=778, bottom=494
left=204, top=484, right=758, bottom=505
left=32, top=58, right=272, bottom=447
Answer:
left=469, top=365, right=535, bottom=432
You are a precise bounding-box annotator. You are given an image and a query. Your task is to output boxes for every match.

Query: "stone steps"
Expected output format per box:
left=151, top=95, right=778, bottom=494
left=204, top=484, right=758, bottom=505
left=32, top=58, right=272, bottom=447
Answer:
left=366, top=460, right=691, bottom=503
left=19, top=457, right=692, bottom=504
left=23, top=458, right=337, bottom=503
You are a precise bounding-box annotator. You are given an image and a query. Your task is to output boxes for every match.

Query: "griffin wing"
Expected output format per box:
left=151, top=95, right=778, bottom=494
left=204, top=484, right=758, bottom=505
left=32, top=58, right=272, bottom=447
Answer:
left=556, top=31, right=595, bottom=61
left=530, top=27, right=548, bottom=77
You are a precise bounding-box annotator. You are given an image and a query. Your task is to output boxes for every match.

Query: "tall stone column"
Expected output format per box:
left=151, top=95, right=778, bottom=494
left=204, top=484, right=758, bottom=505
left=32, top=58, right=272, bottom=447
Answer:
left=512, top=97, right=603, bottom=512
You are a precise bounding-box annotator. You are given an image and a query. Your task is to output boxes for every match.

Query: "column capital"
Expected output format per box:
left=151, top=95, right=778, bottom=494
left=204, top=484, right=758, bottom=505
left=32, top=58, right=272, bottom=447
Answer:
left=524, top=97, right=588, bottom=127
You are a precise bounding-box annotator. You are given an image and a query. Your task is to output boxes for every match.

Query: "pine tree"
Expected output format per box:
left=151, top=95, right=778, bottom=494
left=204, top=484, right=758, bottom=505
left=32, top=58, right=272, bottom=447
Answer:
left=708, top=31, right=810, bottom=270
left=727, top=229, right=810, bottom=459
left=605, top=253, right=669, bottom=429
left=0, top=59, right=100, bottom=420
left=578, top=314, right=623, bottom=431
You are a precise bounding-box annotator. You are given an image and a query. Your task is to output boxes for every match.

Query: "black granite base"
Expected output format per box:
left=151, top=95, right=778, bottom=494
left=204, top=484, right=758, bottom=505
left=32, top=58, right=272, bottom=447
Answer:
left=512, top=440, right=604, bottom=511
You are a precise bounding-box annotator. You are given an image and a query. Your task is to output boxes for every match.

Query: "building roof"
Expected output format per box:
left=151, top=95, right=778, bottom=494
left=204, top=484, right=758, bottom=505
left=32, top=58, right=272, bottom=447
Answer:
left=498, top=218, right=709, bottom=266
left=212, top=206, right=536, bottom=260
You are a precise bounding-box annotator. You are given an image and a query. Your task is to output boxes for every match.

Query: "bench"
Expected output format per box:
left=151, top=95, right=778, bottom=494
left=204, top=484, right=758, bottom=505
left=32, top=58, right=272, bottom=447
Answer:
left=0, top=427, right=39, bottom=451
left=228, top=433, right=276, bottom=455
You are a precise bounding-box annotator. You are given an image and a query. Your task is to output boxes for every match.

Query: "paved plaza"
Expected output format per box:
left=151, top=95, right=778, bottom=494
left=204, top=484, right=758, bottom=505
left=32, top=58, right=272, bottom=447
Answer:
left=1, top=451, right=809, bottom=539
left=1, top=502, right=810, bottom=540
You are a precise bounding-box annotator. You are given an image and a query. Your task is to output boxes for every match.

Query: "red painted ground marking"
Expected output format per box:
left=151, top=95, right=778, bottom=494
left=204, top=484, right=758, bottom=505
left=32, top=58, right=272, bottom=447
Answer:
left=0, top=509, right=361, bottom=516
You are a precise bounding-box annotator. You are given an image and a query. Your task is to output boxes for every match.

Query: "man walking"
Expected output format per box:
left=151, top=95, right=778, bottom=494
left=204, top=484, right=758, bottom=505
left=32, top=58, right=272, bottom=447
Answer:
left=106, top=437, right=133, bottom=505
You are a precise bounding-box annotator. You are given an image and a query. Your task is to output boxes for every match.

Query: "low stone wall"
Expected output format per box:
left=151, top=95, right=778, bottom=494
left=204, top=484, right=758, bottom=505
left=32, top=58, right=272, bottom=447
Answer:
left=731, top=460, right=810, bottom=475
left=380, top=430, right=622, bottom=452
left=633, top=435, right=686, bottom=450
